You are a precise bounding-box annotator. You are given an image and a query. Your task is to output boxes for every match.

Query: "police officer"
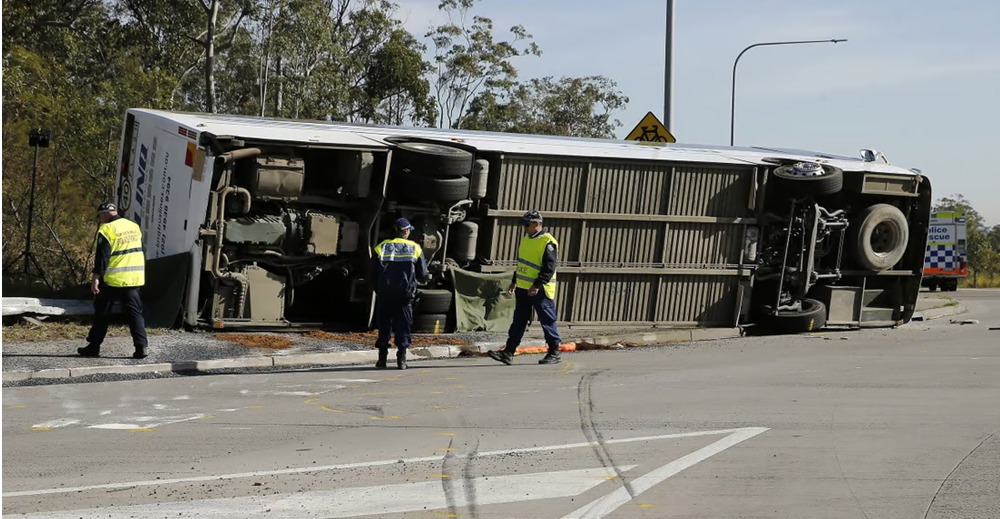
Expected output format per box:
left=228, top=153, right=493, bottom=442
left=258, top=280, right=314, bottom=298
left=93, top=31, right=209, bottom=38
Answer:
left=78, top=202, right=148, bottom=359
left=489, top=210, right=562, bottom=365
left=371, top=218, right=428, bottom=370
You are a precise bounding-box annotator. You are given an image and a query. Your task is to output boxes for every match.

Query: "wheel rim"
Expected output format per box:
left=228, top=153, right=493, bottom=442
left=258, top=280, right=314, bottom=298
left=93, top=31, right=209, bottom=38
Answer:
left=404, top=142, right=462, bottom=155
left=788, top=162, right=825, bottom=177
left=870, top=221, right=900, bottom=257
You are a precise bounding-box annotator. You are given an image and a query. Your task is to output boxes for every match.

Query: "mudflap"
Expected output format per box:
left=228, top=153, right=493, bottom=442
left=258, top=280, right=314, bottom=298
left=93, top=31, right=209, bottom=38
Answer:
left=142, top=252, right=190, bottom=328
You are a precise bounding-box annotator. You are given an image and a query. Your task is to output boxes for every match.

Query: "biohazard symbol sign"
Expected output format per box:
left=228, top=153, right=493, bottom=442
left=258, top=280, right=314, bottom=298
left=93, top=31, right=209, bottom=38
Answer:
left=625, top=111, right=676, bottom=143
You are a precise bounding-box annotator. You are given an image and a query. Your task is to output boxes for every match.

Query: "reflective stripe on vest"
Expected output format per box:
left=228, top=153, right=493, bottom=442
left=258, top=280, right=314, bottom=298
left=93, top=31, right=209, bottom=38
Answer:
left=375, top=238, right=423, bottom=263
left=98, top=218, right=145, bottom=287
left=515, top=232, right=558, bottom=299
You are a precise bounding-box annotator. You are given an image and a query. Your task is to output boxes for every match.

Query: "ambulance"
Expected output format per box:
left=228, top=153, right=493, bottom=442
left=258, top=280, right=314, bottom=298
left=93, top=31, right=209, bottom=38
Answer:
left=922, top=212, right=968, bottom=291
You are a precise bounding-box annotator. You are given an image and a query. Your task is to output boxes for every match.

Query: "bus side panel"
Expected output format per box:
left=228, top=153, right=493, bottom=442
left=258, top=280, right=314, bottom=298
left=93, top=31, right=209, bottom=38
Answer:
left=481, top=154, right=755, bottom=328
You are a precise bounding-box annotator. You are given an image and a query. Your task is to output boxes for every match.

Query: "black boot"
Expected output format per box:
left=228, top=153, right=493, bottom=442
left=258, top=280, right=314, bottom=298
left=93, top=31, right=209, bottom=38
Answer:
left=133, top=347, right=147, bottom=360
left=538, top=348, right=561, bottom=365
left=77, top=345, right=100, bottom=358
left=397, top=350, right=407, bottom=370
left=488, top=349, right=514, bottom=365
left=376, top=349, right=388, bottom=369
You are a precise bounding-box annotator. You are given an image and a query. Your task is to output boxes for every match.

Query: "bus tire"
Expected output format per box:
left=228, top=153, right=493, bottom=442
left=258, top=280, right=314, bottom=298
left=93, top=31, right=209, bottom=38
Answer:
left=415, top=289, right=452, bottom=314
left=769, top=163, right=843, bottom=200
left=851, top=204, right=909, bottom=271
left=760, top=298, right=827, bottom=334
left=391, top=170, right=471, bottom=202
left=394, top=142, right=473, bottom=179
left=412, top=313, right=448, bottom=334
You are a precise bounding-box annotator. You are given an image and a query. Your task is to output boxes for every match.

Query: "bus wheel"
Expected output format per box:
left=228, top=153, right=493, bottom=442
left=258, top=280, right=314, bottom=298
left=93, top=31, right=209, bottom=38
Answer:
left=760, top=298, right=827, bottom=334
left=851, top=204, right=909, bottom=271
left=394, top=142, right=473, bottom=179
left=413, top=313, right=449, bottom=334
left=769, top=162, right=843, bottom=200
left=415, top=289, right=453, bottom=314
left=391, top=169, right=471, bottom=201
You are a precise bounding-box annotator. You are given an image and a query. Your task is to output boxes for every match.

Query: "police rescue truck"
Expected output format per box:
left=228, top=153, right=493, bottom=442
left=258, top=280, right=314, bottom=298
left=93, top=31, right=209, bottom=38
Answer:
left=922, top=212, right=968, bottom=292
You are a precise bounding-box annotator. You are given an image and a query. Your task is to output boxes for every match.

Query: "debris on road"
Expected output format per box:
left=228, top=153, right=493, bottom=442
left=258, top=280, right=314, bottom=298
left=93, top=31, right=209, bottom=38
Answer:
left=950, top=319, right=980, bottom=325
left=2, top=297, right=105, bottom=318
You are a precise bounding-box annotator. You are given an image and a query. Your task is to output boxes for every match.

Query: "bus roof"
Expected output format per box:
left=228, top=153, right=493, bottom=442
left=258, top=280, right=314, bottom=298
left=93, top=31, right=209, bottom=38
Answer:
left=131, top=109, right=917, bottom=175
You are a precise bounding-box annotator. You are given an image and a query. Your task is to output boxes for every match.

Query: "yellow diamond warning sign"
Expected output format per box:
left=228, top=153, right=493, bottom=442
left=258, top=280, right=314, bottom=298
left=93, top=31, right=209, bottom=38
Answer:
left=625, top=112, right=676, bottom=143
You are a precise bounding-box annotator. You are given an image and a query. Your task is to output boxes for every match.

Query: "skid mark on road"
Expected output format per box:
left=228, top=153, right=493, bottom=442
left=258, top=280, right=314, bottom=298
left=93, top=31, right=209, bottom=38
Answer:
left=922, top=428, right=999, bottom=519
left=577, top=370, right=636, bottom=500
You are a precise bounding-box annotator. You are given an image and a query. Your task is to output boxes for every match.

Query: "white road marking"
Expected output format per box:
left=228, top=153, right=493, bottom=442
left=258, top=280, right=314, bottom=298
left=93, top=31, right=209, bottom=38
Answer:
left=11, top=466, right=635, bottom=519
left=3, top=427, right=760, bottom=498
left=88, top=413, right=210, bottom=430
left=560, top=427, right=770, bottom=519
left=238, top=389, right=334, bottom=397
left=30, top=418, right=80, bottom=429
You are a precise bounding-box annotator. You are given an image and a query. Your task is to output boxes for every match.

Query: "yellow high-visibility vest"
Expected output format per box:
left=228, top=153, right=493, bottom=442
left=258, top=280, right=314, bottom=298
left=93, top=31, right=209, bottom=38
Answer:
left=374, top=238, right=423, bottom=262
left=515, top=232, right=558, bottom=299
left=95, top=218, right=145, bottom=287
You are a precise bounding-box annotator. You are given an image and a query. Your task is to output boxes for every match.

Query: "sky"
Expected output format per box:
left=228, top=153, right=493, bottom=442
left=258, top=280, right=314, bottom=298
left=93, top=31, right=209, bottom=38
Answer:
left=395, top=0, right=1000, bottom=225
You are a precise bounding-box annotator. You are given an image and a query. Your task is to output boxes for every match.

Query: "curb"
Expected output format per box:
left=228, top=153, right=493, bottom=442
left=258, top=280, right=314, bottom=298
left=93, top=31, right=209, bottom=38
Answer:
left=1, top=329, right=738, bottom=384
left=912, top=303, right=967, bottom=322
left=2, top=346, right=460, bottom=384
left=459, top=328, right=740, bottom=355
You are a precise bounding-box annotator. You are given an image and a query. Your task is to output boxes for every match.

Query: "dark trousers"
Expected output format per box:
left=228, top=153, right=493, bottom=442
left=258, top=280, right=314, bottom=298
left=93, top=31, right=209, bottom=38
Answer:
left=87, top=285, right=148, bottom=352
left=375, top=292, right=413, bottom=352
left=504, top=288, right=562, bottom=353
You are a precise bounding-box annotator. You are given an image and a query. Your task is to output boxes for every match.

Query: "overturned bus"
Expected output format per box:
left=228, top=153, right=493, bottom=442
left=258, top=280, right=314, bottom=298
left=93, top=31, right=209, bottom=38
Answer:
left=117, top=109, right=931, bottom=334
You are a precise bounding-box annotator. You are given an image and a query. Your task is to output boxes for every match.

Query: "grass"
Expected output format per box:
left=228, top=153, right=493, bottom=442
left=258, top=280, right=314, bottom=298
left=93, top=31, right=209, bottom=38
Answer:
left=2, top=321, right=167, bottom=343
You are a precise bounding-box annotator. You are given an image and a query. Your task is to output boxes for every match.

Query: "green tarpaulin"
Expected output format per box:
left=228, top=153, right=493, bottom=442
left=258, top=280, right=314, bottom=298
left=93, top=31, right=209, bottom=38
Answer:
left=450, top=267, right=517, bottom=332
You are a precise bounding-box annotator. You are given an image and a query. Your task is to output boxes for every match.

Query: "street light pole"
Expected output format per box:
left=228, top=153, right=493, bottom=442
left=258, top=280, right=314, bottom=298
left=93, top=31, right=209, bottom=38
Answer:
left=663, top=0, right=675, bottom=133
left=730, top=39, right=846, bottom=146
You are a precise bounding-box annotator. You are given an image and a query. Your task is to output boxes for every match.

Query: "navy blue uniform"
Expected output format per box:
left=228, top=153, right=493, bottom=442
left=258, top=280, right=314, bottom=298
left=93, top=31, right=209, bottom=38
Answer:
left=87, top=216, right=147, bottom=354
left=370, top=237, right=428, bottom=352
left=505, top=230, right=562, bottom=352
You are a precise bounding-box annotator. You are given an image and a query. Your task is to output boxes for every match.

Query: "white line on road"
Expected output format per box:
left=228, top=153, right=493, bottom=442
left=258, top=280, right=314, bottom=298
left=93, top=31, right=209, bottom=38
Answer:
left=29, top=418, right=80, bottom=430
left=560, top=427, right=770, bottom=519
left=3, top=427, right=756, bottom=498
left=11, top=466, right=636, bottom=519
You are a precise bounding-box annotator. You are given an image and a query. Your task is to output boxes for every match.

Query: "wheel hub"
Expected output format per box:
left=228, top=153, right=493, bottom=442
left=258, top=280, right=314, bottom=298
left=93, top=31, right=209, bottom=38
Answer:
left=870, top=221, right=900, bottom=256
left=788, top=162, right=825, bottom=177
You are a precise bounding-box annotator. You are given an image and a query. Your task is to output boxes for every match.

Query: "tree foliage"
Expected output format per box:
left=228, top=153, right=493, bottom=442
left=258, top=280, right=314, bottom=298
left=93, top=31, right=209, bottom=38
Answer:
left=2, top=0, right=628, bottom=291
left=463, top=76, right=629, bottom=138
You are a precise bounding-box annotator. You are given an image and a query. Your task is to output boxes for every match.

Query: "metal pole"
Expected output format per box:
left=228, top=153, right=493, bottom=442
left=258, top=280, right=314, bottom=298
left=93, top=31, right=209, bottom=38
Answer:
left=24, top=143, right=39, bottom=275
left=730, top=39, right=846, bottom=146
left=663, top=0, right=674, bottom=133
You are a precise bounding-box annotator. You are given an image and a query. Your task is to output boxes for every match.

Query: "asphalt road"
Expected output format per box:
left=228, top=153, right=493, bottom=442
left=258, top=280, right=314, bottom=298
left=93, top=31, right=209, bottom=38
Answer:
left=3, top=290, right=999, bottom=518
